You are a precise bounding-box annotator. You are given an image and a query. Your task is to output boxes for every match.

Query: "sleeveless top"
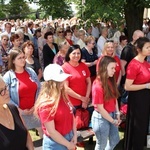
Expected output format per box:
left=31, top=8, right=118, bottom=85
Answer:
left=0, top=104, right=28, bottom=150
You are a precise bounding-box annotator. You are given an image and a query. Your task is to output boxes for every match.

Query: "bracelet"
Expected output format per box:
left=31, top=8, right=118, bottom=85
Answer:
left=146, top=83, right=149, bottom=89
left=112, top=119, right=117, bottom=124
left=116, top=112, right=121, bottom=115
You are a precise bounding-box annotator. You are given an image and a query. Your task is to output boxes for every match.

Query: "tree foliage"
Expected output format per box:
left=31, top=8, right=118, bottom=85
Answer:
left=29, top=0, right=73, bottom=19
left=1, top=0, right=30, bottom=20
left=70, top=0, right=150, bottom=40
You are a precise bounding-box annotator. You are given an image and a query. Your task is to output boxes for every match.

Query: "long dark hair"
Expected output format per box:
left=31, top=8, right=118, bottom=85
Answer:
left=8, top=49, right=25, bottom=71
left=97, top=56, right=120, bottom=101
left=65, top=45, right=82, bottom=62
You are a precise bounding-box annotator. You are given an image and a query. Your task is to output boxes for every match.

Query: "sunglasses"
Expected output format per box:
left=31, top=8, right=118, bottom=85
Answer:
left=0, top=85, right=9, bottom=96
left=59, top=31, right=64, bottom=33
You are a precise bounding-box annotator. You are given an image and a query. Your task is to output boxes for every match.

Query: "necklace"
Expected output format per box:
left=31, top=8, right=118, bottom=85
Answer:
left=3, top=104, right=11, bottom=125
left=85, top=46, right=93, bottom=55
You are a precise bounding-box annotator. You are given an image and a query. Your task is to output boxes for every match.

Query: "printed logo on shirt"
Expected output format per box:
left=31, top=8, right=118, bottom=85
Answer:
left=82, top=70, right=86, bottom=76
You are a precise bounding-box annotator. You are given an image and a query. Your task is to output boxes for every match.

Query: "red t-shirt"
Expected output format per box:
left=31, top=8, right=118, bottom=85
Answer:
left=62, top=62, right=90, bottom=106
left=92, top=79, right=116, bottom=113
left=114, top=56, right=121, bottom=81
left=15, top=70, right=37, bottom=110
left=38, top=98, right=74, bottom=137
left=126, top=59, right=150, bottom=84
left=96, top=55, right=121, bottom=81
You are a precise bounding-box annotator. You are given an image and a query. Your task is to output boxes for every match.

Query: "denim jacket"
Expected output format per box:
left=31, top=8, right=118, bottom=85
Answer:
left=3, top=67, right=41, bottom=107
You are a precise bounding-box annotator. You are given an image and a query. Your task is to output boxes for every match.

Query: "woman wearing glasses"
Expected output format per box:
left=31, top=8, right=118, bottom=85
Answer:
left=3, top=48, right=42, bottom=137
left=81, top=36, right=98, bottom=84
left=0, top=34, right=10, bottom=75
left=0, top=76, right=34, bottom=150
left=54, top=27, right=66, bottom=45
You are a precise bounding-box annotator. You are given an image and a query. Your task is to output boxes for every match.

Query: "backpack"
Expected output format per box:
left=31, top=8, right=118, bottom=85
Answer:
left=75, top=108, right=90, bottom=130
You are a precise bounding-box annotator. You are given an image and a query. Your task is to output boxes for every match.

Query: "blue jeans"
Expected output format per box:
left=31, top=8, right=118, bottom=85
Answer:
left=91, top=110, right=120, bottom=150
left=43, top=130, right=73, bottom=150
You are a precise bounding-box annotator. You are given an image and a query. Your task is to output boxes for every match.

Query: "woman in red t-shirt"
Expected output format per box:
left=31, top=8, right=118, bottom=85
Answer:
left=34, top=64, right=76, bottom=150
left=96, top=40, right=121, bottom=86
left=62, top=45, right=91, bottom=109
left=124, top=37, right=150, bottom=150
left=3, top=48, right=42, bottom=137
left=92, top=56, right=121, bottom=150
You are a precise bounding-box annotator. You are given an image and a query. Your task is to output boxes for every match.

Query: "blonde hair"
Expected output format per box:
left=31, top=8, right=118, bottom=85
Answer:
left=34, top=80, right=69, bottom=121
left=56, top=27, right=64, bottom=36
left=102, top=41, right=115, bottom=57
left=84, top=35, right=95, bottom=45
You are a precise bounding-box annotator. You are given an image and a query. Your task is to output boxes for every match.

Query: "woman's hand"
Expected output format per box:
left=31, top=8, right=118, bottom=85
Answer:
left=29, top=107, right=34, bottom=114
left=71, top=134, right=77, bottom=145
left=66, top=142, right=76, bottom=150
left=82, top=102, right=88, bottom=109
left=80, top=96, right=89, bottom=103
left=116, top=113, right=122, bottom=126
left=112, top=113, right=122, bottom=126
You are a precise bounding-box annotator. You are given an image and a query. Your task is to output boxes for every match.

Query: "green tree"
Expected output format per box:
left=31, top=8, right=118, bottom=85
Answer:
left=29, top=0, right=73, bottom=19
left=71, top=0, right=150, bottom=40
left=5, top=0, right=30, bottom=20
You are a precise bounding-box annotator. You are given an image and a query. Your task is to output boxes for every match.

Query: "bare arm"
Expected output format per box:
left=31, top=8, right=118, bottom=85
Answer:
left=18, top=111, right=34, bottom=150
left=71, top=116, right=77, bottom=145
left=120, top=59, right=127, bottom=76
left=97, top=104, right=115, bottom=123
left=117, top=70, right=122, bottom=86
left=82, top=77, right=91, bottom=108
left=37, top=68, right=43, bottom=80
left=125, top=79, right=148, bottom=91
left=97, top=103, right=120, bottom=126
left=26, top=132, right=34, bottom=150
left=85, top=77, right=91, bottom=98
left=44, top=120, right=76, bottom=150
left=81, top=59, right=98, bottom=67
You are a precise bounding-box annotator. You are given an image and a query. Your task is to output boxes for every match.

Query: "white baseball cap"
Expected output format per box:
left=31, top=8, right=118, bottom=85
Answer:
left=43, top=64, right=71, bottom=82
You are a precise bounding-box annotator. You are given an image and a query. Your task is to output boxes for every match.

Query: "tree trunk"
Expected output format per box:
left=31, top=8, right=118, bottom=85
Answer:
left=124, top=0, right=144, bottom=41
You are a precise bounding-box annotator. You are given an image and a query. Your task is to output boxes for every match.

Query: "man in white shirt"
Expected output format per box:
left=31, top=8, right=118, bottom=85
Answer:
left=1, top=22, right=12, bottom=40
left=97, top=27, right=108, bottom=57
left=91, top=23, right=100, bottom=41
left=71, top=25, right=79, bottom=44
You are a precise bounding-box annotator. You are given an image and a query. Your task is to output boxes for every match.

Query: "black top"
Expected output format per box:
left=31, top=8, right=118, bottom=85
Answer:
left=0, top=104, right=27, bottom=150
left=82, top=47, right=98, bottom=77
left=120, top=43, right=135, bottom=71
left=120, top=43, right=135, bottom=85
left=26, top=57, right=41, bottom=75
left=43, top=43, right=59, bottom=68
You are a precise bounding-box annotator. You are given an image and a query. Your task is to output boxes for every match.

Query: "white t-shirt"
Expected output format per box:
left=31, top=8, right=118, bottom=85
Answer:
left=97, top=35, right=106, bottom=57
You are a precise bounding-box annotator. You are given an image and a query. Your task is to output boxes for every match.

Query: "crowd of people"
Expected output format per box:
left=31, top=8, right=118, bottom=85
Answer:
left=0, top=17, right=150, bottom=150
